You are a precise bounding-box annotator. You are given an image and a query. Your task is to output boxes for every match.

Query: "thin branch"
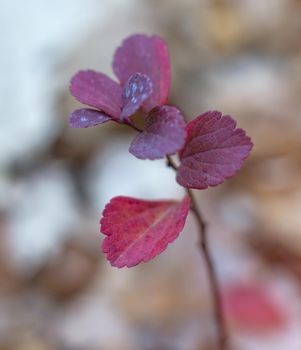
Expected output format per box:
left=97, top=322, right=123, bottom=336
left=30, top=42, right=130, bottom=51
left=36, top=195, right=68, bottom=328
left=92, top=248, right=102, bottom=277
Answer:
left=166, top=155, right=228, bottom=350
left=123, top=119, right=143, bottom=132
left=186, top=188, right=228, bottom=350
left=126, top=123, right=229, bottom=348
left=166, top=154, right=178, bottom=170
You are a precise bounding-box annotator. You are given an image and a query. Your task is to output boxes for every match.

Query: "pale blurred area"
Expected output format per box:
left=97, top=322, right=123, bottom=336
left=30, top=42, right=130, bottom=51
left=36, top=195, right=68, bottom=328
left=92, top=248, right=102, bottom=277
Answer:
left=1, top=0, right=301, bottom=349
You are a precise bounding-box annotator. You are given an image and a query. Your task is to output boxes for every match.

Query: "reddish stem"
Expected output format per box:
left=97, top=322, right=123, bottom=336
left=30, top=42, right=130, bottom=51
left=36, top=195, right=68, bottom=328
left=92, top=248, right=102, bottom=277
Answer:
left=127, top=122, right=228, bottom=349
left=166, top=155, right=228, bottom=350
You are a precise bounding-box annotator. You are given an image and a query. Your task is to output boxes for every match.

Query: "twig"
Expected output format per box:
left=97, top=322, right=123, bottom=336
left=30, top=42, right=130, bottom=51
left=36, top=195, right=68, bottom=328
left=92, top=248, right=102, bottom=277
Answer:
left=166, top=155, right=228, bottom=350
left=127, top=121, right=229, bottom=349
left=123, top=119, right=143, bottom=132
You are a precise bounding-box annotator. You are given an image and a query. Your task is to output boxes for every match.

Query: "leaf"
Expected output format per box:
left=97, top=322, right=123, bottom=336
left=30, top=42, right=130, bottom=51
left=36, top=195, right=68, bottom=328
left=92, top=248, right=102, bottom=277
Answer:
left=70, top=70, right=122, bottom=118
left=69, top=108, right=113, bottom=128
left=129, top=106, right=186, bottom=160
left=113, top=34, right=170, bottom=113
left=120, top=73, right=153, bottom=120
left=100, top=196, right=191, bottom=268
left=223, top=283, right=287, bottom=333
left=177, top=111, right=253, bottom=189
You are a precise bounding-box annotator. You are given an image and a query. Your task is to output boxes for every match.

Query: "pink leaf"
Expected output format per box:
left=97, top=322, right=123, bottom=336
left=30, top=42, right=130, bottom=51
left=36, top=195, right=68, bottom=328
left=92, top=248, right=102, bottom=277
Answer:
left=70, top=70, right=122, bottom=118
left=223, top=283, right=287, bottom=333
left=100, top=196, right=191, bottom=268
left=129, top=105, right=186, bottom=160
left=177, top=111, right=253, bottom=189
left=120, top=73, right=153, bottom=120
left=113, top=34, right=170, bottom=113
left=69, top=108, right=113, bottom=128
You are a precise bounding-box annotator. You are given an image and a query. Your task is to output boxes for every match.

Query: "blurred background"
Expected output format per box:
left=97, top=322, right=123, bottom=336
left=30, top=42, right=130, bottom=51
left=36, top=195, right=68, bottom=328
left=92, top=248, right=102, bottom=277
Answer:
left=1, top=0, right=301, bottom=349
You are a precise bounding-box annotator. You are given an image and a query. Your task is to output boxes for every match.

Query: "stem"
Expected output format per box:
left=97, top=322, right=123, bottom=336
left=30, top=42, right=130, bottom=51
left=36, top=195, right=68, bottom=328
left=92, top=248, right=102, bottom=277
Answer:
left=187, top=188, right=228, bottom=349
left=166, top=155, right=228, bottom=350
left=126, top=118, right=228, bottom=348
left=123, top=119, right=143, bottom=132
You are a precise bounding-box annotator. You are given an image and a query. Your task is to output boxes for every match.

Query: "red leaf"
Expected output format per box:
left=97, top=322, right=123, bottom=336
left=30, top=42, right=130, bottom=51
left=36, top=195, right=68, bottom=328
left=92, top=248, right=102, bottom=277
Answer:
left=69, top=108, right=113, bottom=128
left=129, top=105, right=186, bottom=160
left=113, top=34, right=170, bottom=113
left=120, top=73, right=153, bottom=120
left=70, top=70, right=122, bottom=118
left=177, top=111, right=252, bottom=189
left=100, top=196, right=191, bottom=268
left=223, top=283, right=287, bottom=333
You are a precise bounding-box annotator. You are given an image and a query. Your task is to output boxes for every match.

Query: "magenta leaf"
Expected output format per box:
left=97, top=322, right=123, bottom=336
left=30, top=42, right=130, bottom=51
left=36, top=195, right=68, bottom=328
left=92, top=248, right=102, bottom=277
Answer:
left=113, top=34, right=170, bottom=113
left=223, top=283, right=287, bottom=333
left=69, top=108, right=113, bottom=128
left=100, top=196, right=191, bottom=268
left=177, top=111, right=253, bottom=189
left=120, top=73, right=153, bottom=120
left=70, top=70, right=122, bottom=118
left=129, top=105, right=186, bottom=160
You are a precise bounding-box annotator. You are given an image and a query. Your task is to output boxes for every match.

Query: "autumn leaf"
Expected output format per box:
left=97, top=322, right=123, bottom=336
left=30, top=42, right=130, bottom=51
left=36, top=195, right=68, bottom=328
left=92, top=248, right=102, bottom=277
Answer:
left=177, top=111, right=252, bottom=189
left=100, top=196, right=191, bottom=268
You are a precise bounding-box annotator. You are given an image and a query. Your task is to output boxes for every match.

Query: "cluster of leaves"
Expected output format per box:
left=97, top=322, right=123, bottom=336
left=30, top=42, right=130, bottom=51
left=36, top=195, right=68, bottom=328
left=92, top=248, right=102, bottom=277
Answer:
left=69, top=34, right=252, bottom=268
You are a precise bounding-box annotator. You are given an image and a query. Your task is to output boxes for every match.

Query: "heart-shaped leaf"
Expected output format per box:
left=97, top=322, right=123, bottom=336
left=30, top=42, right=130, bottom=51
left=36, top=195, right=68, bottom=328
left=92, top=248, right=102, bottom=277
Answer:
left=113, top=34, right=170, bottom=113
left=69, top=108, right=113, bottom=128
left=177, top=111, right=253, bottom=189
left=129, top=105, right=186, bottom=160
left=70, top=70, right=122, bottom=118
left=120, top=73, right=153, bottom=120
left=100, top=196, right=191, bottom=268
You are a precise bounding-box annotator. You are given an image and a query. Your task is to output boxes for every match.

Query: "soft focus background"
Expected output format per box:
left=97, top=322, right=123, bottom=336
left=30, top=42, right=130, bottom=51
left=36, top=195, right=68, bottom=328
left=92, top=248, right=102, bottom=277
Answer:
left=1, top=0, right=301, bottom=349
